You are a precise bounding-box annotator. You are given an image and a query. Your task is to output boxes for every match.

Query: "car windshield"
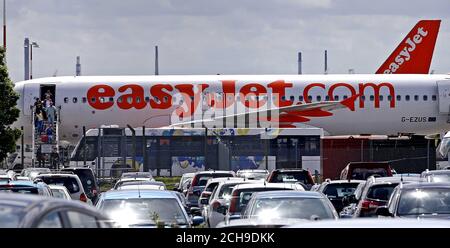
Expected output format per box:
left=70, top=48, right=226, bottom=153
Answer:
left=323, top=183, right=360, bottom=198
left=194, top=173, right=234, bottom=186
left=429, top=174, right=450, bottom=183
left=272, top=172, right=309, bottom=184
left=100, top=198, right=188, bottom=227
left=39, top=177, right=80, bottom=193
left=251, top=198, right=335, bottom=220
left=0, top=204, right=24, bottom=228
left=398, top=188, right=450, bottom=215
left=0, top=186, right=39, bottom=195
left=366, top=184, right=398, bottom=201
left=351, top=168, right=388, bottom=180
left=205, top=182, right=219, bottom=192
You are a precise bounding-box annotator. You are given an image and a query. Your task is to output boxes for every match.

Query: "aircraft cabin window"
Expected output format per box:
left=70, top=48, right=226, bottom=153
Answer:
left=388, top=95, right=392, bottom=101
left=91, top=97, right=96, bottom=103
left=83, top=97, right=87, bottom=103
left=72, top=97, right=78, bottom=103
left=100, top=97, right=105, bottom=103
left=334, top=95, right=339, bottom=101
left=109, top=97, right=113, bottom=102
left=308, top=96, right=313, bottom=102
left=414, top=95, right=419, bottom=101
left=117, top=97, right=122, bottom=103
left=396, top=95, right=401, bottom=101
left=136, top=97, right=141, bottom=103
left=343, top=95, right=348, bottom=100
left=299, top=96, right=304, bottom=101
left=325, top=95, right=330, bottom=101
left=316, top=96, right=321, bottom=101
left=163, top=96, right=168, bottom=103
left=64, top=97, right=68, bottom=103
left=281, top=96, right=286, bottom=101
left=432, top=95, right=437, bottom=101
left=370, top=95, right=374, bottom=101
left=290, top=96, right=295, bottom=101
left=154, top=97, right=159, bottom=103
left=423, top=95, right=428, bottom=101
left=405, top=95, right=410, bottom=101
left=361, top=95, right=366, bottom=101
left=379, top=95, right=383, bottom=101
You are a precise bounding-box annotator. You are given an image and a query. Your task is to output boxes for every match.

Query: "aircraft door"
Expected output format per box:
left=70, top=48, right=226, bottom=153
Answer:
left=437, top=80, right=450, bottom=114
left=23, top=83, right=40, bottom=116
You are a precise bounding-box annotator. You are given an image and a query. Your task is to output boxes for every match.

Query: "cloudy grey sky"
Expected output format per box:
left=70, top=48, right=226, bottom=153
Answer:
left=4, top=0, right=450, bottom=83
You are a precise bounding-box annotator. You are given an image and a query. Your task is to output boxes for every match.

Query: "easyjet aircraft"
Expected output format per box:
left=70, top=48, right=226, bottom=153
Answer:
left=11, top=20, right=445, bottom=145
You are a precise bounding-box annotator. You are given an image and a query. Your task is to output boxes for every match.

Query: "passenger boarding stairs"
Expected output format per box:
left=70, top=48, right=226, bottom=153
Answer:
left=31, top=106, right=60, bottom=168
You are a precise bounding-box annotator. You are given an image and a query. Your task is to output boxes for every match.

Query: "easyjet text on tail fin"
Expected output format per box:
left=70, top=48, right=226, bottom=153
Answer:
left=376, top=20, right=441, bottom=74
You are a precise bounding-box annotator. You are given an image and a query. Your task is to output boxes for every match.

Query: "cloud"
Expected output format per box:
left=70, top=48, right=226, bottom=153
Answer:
left=4, top=0, right=450, bottom=83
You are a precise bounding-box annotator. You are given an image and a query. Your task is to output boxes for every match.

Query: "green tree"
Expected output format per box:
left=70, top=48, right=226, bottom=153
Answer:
left=0, top=47, right=21, bottom=161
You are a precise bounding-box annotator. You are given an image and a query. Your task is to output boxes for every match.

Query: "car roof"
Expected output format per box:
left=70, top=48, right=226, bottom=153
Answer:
left=273, top=169, right=308, bottom=172
left=102, top=189, right=178, bottom=200
left=253, top=190, right=324, bottom=199
left=37, top=173, right=79, bottom=178
left=322, top=180, right=365, bottom=184
left=399, top=182, right=450, bottom=190
left=207, top=177, right=244, bottom=184
left=0, top=180, right=45, bottom=187
left=195, top=170, right=234, bottom=175
left=117, top=185, right=164, bottom=190
left=368, top=176, right=422, bottom=184
left=48, top=185, right=69, bottom=190
left=422, top=170, right=450, bottom=175
left=232, top=182, right=303, bottom=190
left=61, top=167, right=92, bottom=171
left=117, top=177, right=151, bottom=182
left=237, top=169, right=268, bottom=173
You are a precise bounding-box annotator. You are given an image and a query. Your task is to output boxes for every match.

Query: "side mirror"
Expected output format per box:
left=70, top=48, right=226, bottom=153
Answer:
left=216, top=205, right=228, bottom=215
left=375, top=206, right=392, bottom=217
left=192, top=216, right=204, bottom=226
left=190, top=207, right=202, bottom=216
left=200, top=198, right=209, bottom=205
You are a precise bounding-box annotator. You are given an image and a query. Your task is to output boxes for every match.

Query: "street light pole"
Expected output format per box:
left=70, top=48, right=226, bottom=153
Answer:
left=30, top=41, right=39, bottom=79
left=3, top=0, right=6, bottom=49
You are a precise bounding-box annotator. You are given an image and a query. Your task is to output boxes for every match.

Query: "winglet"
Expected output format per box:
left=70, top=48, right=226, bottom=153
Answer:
left=376, top=20, right=441, bottom=74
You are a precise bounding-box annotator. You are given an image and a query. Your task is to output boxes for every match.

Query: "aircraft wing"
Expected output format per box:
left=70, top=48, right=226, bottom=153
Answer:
left=168, top=95, right=358, bottom=128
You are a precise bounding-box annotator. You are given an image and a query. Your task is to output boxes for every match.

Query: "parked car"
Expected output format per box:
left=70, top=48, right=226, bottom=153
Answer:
left=0, top=180, right=53, bottom=196
left=0, top=193, right=111, bottom=228
left=316, top=179, right=365, bottom=213
left=16, top=176, right=31, bottom=181
left=60, top=167, right=100, bottom=203
left=339, top=182, right=367, bottom=218
left=376, top=182, right=450, bottom=219
left=198, top=177, right=244, bottom=207
left=48, top=185, right=72, bottom=200
left=224, top=182, right=304, bottom=224
left=174, top=172, right=195, bottom=194
left=35, top=174, right=92, bottom=204
left=353, top=176, right=421, bottom=217
left=421, top=169, right=450, bottom=183
left=242, top=191, right=338, bottom=221
left=186, top=170, right=235, bottom=208
left=96, top=189, right=203, bottom=228
left=203, top=178, right=256, bottom=227
left=266, top=169, right=314, bottom=189
left=236, top=169, right=269, bottom=180
left=340, top=162, right=393, bottom=180
left=120, top=171, right=154, bottom=181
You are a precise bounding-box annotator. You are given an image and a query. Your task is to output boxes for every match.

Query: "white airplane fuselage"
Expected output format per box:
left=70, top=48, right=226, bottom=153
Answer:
left=12, top=74, right=450, bottom=145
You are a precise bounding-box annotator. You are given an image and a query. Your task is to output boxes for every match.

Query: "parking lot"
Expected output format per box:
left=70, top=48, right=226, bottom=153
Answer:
left=1, top=165, right=449, bottom=228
